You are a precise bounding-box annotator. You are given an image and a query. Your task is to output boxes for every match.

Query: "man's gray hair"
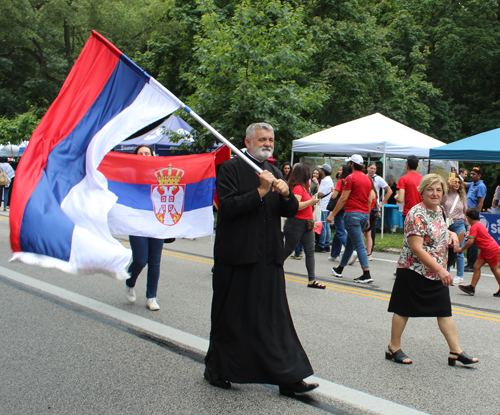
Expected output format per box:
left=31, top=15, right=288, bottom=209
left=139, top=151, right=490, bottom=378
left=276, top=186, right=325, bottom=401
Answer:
left=246, top=123, right=274, bottom=139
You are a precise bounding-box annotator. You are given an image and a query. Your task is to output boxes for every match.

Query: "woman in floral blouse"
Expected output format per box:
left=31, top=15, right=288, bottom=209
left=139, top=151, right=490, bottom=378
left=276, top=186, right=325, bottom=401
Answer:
left=386, top=174, right=478, bottom=367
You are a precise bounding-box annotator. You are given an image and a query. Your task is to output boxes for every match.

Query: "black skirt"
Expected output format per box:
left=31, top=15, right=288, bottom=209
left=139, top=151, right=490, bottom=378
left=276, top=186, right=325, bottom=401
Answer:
left=388, top=268, right=452, bottom=317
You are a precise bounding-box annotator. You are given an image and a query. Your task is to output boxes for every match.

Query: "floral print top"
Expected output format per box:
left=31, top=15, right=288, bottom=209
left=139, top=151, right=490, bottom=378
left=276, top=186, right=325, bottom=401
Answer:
left=397, top=202, right=449, bottom=280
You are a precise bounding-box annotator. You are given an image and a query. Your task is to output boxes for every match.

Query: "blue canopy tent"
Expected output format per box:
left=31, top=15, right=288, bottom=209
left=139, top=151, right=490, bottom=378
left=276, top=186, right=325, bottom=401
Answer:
left=114, top=115, right=195, bottom=156
left=429, top=128, right=500, bottom=162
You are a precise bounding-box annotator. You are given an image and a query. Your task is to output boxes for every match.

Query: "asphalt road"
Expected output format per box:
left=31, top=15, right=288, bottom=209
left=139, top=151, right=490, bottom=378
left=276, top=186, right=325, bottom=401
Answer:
left=1, top=211, right=499, bottom=415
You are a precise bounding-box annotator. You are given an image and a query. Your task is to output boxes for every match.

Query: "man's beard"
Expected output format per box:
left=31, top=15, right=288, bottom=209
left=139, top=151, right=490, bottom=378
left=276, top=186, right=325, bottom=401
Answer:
left=248, top=142, right=273, bottom=161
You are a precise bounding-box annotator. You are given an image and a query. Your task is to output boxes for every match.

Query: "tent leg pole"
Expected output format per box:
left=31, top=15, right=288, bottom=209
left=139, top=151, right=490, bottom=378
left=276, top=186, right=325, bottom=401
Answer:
left=381, top=153, right=386, bottom=240
left=291, top=151, right=294, bottom=165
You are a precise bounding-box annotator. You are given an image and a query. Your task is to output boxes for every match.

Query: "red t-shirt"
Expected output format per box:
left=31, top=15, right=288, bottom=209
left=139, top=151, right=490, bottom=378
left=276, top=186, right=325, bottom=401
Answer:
left=468, top=221, right=499, bottom=252
left=293, top=185, right=313, bottom=220
left=397, top=172, right=423, bottom=216
left=343, top=171, right=372, bottom=213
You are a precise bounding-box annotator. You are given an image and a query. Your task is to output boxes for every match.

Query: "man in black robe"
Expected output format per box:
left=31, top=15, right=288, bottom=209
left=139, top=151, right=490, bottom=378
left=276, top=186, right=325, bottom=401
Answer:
left=204, top=122, right=318, bottom=396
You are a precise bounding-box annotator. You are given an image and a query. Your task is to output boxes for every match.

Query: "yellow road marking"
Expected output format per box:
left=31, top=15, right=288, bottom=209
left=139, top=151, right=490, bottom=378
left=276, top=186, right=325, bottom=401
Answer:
left=112, top=240, right=500, bottom=323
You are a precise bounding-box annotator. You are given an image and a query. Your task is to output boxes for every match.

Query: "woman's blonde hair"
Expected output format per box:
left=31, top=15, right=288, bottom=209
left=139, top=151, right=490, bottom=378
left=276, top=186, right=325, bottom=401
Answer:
left=448, top=179, right=467, bottom=200
left=418, top=174, right=447, bottom=194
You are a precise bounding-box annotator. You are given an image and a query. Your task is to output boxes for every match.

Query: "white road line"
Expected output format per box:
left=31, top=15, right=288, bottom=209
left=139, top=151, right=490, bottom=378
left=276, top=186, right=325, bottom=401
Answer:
left=0, top=265, right=430, bottom=415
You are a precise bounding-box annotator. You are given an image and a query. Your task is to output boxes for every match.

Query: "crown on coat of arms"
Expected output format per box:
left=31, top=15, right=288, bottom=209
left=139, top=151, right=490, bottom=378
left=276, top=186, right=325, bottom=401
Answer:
left=155, top=164, right=185, bottom=185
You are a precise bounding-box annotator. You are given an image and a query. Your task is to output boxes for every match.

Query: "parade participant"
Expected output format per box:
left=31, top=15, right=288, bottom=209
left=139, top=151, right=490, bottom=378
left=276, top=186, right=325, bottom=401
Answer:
left=328, top=154, right=375, bottom=283
left=280, top=161, right=292, bottom=182
left=366, top=163, right=393, bottom=255
left=394, top=155, right=422, bottom=222
left=204, top=122, right=318, bottom=396
left=458, top=207, right=500, bottom=297
left=283, top=163, right=323, bottom=288
left=310, top=168, right=320, bottom=195
left=125, top=145, right=164, bottom=311
left=442, top=177, right=468, bottom=285
left=316, top=164, right=334, bottom=252
left=0, top=157, right=15, bottom=211
left=328, top=165, right=349, bottom=262
left=386, top=174, right=477, bottom=367
left=464, top=167, right=487, bottom=272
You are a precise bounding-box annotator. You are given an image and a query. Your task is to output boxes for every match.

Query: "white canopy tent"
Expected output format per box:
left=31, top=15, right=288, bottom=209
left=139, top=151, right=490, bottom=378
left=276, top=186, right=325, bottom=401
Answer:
left=0, top=144, right=21, bottom=158
left=292, top=113, right=445, bottom=163
left=292, top=113, right=447, bottom=238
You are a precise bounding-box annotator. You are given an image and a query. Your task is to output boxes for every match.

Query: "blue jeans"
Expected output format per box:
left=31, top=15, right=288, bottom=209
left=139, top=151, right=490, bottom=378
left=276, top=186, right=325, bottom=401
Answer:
left=448, top=220, right=466, bottom=277
left=330, top=211, right=347, bottom=258
left=319, top=210, right=331, bottom=248
left=341, top=212, right=369, bottom=268
left=295, top=242, right=303, bottom=255
left=126, top=236, right=164, bottom=298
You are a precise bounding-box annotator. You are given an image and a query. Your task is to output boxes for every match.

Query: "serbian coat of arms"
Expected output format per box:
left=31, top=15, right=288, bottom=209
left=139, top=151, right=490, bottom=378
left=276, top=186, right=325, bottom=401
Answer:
left=151, top=164, right=185, bottom=225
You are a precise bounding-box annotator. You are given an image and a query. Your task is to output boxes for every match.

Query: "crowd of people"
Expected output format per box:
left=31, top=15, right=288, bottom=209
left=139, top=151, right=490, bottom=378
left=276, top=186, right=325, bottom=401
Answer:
left=6, top=122, right=499, bottom=395
left=202, top=122, right=489, bottom=394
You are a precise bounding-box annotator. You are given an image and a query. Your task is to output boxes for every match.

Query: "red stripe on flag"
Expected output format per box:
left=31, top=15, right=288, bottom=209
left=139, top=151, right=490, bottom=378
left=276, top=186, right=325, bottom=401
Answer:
left=98, top=151, right=216, bottom=184
left=213, top=145, right=231, bottom=209
left=10, top=31, right=122, bottom=252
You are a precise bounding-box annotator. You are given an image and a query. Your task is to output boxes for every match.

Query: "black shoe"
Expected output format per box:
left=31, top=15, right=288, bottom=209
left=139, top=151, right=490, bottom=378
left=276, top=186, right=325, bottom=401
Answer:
left=354, top=276, right=373, bottom=284
left=463, top=266, right=474, bottom=272
left=458, top=284, right=475, bottom=296
left=494, top=290, right=500, bottom=297
left=448, top=351, right=478, bottom=366
left=204, top=367, right=231, bottom=389
left=279, top=380, right=319, bottom=396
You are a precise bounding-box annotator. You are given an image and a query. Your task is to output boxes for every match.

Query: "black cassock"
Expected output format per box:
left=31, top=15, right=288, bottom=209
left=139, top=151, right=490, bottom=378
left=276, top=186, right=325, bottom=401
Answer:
left=205, top=153, right=313, bottom=384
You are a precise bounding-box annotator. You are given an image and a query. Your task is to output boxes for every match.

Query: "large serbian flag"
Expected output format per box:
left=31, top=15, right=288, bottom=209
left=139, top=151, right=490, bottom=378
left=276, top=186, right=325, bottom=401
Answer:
left=8, top=31, right=208, bottom=279
left=98, top=151, right=215, bottom=238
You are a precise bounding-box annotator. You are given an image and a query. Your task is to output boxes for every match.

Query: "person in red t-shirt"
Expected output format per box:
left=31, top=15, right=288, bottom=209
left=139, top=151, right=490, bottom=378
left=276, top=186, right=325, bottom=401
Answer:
left=283, top=163, right=325, bottom=289
left=458, top=207, right=500, bottom=297
left=327, top=154, right=375, bottom=283
left=395, top=155, right=423, bottom=220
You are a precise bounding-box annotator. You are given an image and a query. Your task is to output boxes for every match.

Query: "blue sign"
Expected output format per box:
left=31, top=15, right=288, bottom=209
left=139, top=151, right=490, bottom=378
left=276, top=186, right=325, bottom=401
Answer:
left=478, top=213, right=500, bottom=245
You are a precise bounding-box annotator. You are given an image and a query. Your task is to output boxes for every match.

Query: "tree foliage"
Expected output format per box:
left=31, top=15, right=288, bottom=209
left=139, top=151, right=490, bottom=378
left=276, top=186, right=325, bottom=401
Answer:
left=2, top=0, right=500, bottom=171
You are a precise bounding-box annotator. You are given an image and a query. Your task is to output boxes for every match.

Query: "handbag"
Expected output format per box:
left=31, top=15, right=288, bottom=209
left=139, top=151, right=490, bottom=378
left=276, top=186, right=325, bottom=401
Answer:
left=313, top=202, right=321, bottom=223
left=327, top=179, right=344, bottom=213
left=0, top=168, right=8, bottom=187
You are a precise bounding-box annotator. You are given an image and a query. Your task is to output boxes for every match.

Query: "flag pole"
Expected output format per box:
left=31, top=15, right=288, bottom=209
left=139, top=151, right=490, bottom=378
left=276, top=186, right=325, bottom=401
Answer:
left=150, top=79, right=264, bottom=174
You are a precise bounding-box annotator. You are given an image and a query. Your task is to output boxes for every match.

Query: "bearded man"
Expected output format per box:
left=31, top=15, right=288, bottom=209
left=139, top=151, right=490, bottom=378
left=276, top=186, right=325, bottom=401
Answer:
left=204, top=122, right=318, bottom=396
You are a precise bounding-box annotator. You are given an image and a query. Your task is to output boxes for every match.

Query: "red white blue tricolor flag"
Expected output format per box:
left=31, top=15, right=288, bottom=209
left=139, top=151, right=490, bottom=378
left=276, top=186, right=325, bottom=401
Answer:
left=9, top=31, right=216, bottom=279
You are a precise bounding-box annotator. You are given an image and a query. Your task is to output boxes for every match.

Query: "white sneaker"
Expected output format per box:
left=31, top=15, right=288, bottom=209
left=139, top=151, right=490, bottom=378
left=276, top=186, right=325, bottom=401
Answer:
left=146, top=298, right=160, bottom=311
left=126, top=287, right=136, bottom=303
left=348, top=252, right=358, bottom=265
left=367, top=254, right=373, bottom=261
left=453, top=277, right=464, bottom=285
left=328, top=256, right=339, bottom=262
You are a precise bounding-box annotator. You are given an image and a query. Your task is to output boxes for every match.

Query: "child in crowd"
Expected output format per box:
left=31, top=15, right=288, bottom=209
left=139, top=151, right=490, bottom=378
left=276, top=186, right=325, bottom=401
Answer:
left=458, top=207, right=500, bottom=297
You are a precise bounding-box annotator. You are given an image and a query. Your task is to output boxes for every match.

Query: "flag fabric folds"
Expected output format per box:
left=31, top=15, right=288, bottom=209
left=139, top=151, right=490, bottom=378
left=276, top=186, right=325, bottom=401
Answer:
left=9, top=31, right=190, bottom=279
left=98, top=151, right=215, bottom=239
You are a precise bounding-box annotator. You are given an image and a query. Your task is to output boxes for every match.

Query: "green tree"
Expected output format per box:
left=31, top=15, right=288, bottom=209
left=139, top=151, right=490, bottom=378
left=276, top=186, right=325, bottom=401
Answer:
left=183, top=0, right=325, bottom=159
left=0, top=0, right=168, bottom=118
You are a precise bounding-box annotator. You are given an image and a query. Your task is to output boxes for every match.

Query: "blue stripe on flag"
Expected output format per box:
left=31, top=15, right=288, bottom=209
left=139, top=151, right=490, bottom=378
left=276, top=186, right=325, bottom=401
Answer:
left=108, top=177, right=215, bottom=212
left=20, top=57, right=147, bottom=259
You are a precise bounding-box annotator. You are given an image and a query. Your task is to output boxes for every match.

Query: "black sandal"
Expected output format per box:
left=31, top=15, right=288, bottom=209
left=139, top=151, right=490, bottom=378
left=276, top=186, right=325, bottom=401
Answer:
left=307, top=280, right=326, bottom=289
left=385, top=345, right=412, bottom=364
left=448, top=351, right=478, bottom=366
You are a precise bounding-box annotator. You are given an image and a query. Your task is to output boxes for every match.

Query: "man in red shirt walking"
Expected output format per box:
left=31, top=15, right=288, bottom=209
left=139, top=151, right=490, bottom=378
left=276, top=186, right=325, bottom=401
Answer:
left=327, top=154, right=375, bottom=283
left=395, top=155, right=422, bottom=222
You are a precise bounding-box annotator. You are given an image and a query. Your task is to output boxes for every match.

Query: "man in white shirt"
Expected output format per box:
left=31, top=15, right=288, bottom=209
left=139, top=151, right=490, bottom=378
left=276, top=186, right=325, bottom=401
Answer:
left=316, top=164, right=334, bottom=252
left=367, top=163, right=392, bottom=257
